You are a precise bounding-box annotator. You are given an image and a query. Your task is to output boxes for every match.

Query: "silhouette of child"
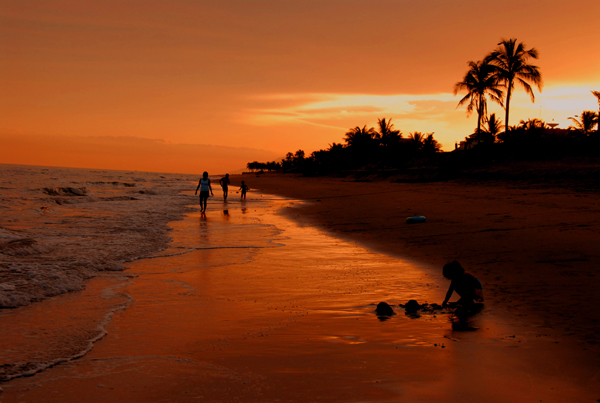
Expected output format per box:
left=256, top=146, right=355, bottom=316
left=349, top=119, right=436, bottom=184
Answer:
left=442, top=261, right=484, bottom=307
left=194, top=171, right=213, bottom=214
left=238, top=181, right=249, bottom=199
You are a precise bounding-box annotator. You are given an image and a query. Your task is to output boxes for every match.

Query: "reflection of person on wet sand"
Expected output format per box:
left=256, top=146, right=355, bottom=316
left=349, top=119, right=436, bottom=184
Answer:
left=442, top=261, right=484, bottom=307
left=219, top=173, right=230, bottom=200
left=237, top=181, right=249, bottom=199
left=194, top=171, right=213, bottom=214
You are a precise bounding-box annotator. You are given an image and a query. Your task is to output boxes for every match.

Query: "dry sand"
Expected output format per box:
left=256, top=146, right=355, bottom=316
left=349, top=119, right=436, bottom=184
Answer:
left=2, top=172, right=600, bottom=402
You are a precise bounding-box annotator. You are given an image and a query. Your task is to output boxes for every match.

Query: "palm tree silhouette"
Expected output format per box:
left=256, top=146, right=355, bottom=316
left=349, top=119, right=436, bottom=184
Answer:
left=407, top=132, right=441, bottom=153
left=592, top=91, right=600, bottom=134
left=486, top=38, right=543, bottom=134
left=478, top=113, right=503, bottom=144
left=408, top=132, right=425, bottom=150
left=518, top=118, right=547, bottom=131
left=569, top=111, right=598, bottom=137
left=484, top=113, right=503, bottom=136
left=422, top=133, right=441, bottom=154
left=377, top=118, right=402, bottom=147
left=344, top=125, right=379, bottom=148
left=454, top=60, right=504, bottom=134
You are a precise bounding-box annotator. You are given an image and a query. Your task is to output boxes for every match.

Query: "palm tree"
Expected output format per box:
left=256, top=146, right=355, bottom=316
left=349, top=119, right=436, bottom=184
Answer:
left=592, top=91, right=600, bottom=134
left=518, top=118, right=547, bottom=131
left=483, top=113, right=503, bottom=136
left=422, top=133, right=442, bottom=154
left=344, top=125, right=379, bottom=148
left=377, top=118, right=402, bottom=147
left=407, top=132, right=441, bottom=153
left=408, top=132, right=425, bottom=150
left=477, top=113, right=503, bottom=144
left=486, top=38, right=543, bottom=134
left=568, top=111, right=598, bottom=137
left=454, top=60, right=504, bottom=134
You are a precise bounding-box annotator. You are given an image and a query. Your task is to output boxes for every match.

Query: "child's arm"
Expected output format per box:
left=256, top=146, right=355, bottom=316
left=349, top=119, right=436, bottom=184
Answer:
left=474, top=278, right=484, bottom=302
left=195, top=181, right=201, bottom=194
left=475, top=288, right=484, bottom=302
left=208, top=180, right=213, bottom=196
left=442, top=284, right=454, bottom=306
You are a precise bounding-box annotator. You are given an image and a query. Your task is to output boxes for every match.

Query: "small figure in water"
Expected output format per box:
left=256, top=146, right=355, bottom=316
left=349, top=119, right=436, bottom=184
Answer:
left=219, top=173, right=230, bottom=200
left=194, top=171, right=213, bottom=214
left=237, top=181, right=249, bottom=199
left=442, top=261, right=484, bottom=307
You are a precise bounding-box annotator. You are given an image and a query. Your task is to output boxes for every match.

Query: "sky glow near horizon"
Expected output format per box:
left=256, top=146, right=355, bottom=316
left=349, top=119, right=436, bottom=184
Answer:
left=1, top=0, right=599, bottom=173
left=245, top=83, right=600, bottom=142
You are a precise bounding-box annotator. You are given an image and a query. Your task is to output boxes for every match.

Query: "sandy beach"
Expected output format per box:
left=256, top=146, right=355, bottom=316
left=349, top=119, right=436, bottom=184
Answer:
left=2, top=170, right=600, bottom=402
left=245, top=172, right=600, bottom=346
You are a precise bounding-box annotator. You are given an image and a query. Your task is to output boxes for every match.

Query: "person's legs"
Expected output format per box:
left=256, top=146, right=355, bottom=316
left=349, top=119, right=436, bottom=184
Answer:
left=199, top=193, right=207, bottom=213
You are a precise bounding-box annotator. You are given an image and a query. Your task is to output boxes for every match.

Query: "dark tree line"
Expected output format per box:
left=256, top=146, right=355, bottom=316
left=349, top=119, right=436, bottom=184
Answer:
left=247, top=118, right=442, bottom=174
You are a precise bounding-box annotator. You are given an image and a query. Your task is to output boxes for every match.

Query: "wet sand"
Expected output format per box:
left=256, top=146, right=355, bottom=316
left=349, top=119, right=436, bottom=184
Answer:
left=2, top=179, right=600, bottom=402
left=244, top=173, right=600, bottom=399
left=244, top=173, right=600, bottom=345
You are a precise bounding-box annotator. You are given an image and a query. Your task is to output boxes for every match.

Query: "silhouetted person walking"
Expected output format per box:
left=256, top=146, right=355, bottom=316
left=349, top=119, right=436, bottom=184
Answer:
left=238, top=181, right=249, bottom=199
left=219, top=173, right=231, bottom=200
left=195, top=171, right=213, bottom=214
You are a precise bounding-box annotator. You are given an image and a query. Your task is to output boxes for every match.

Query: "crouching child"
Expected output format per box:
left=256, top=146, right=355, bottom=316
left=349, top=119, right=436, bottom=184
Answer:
left=442, top=260, right=484, bottom=307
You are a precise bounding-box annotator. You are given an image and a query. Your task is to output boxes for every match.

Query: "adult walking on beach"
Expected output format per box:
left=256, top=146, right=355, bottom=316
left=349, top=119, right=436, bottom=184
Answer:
left=195, top=171, right=213, bottom=214
left=219, top=173, right=231, bottom=200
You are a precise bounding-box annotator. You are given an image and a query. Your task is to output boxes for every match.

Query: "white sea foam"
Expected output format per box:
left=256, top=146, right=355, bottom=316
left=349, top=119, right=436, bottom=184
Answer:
left=0, top=164, right=196, bottom=308
left=0, top=286, right=134, bottom=382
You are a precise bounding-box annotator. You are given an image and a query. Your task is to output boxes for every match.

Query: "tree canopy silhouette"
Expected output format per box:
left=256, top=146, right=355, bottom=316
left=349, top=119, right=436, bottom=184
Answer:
left=454, top=60, right=503, bottom=134
left=378, top=118, right=402, bottom=148
left=569, top=111, right=598, bottom=137
left=486, top=38, right=543, bottom=134
left=344, top=125, right=379, bottom=149
left=592, top=91, right=600, bottom=134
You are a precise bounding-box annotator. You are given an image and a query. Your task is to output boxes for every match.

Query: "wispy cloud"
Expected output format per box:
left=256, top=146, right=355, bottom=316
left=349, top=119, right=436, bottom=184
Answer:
left=244, top=93, right=458, bottom=127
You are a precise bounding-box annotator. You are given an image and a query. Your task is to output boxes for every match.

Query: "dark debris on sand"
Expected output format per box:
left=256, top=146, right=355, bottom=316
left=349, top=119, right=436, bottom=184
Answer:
left=375, top=300, right=481, bottom=325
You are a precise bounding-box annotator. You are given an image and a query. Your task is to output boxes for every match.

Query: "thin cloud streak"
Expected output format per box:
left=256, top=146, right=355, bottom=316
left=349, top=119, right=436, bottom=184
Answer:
left=245, top=93, right=456, bottom=126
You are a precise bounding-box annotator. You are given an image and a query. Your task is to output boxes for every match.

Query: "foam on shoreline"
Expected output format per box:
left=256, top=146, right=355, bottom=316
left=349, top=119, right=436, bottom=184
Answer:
left=0, top=164, right=196, bottom=308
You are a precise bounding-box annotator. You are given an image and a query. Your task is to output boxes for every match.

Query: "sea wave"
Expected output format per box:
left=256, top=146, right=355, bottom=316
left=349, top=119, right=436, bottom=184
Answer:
left=0, top=285, right=133, bottom=382
left=0, top=164, right=196, bottom=308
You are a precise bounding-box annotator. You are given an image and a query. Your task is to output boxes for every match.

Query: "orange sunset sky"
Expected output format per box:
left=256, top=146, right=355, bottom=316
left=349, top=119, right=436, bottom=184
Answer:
left=1, top=0, right=599, bottom=174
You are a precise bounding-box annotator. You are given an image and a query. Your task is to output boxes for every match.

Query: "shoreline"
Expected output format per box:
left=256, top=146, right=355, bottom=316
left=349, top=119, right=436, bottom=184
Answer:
left=240, top=172, right=600, bottom=350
